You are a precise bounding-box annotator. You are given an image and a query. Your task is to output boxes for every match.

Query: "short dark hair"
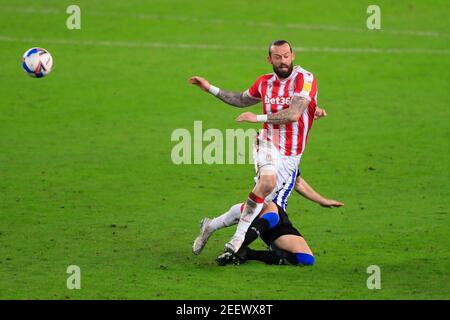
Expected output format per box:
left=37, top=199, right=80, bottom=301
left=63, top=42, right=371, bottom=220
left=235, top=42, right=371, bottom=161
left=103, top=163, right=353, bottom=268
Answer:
left=268, top=40, right=292, bottom=56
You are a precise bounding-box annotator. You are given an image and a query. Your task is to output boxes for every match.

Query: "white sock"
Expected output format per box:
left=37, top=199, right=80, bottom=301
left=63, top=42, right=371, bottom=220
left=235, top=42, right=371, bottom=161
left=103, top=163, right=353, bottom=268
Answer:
left=234, top=192, right=265, bottom=238
left=209, top=203, right=243, bottom=232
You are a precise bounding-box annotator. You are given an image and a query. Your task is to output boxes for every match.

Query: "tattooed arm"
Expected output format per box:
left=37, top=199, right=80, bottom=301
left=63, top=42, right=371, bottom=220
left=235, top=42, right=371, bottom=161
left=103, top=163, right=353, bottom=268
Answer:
left=216, top=90, right=260, bottom=108
left=235, top=96, right=309, bottom=124
left=189, top=75, right=259, bottom=108
left=266, top=96, right=309, bottom=124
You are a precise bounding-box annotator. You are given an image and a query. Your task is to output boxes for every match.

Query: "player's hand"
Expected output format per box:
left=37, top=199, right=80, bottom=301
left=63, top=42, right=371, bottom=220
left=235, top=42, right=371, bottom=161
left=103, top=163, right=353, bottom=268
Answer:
left=320, top=199, right=344, bottom=208
left=236, top=112, right=258, bottom=123
left=189, top=76, right=211, bottom=92
left=314, top=107, right=327, bottom=120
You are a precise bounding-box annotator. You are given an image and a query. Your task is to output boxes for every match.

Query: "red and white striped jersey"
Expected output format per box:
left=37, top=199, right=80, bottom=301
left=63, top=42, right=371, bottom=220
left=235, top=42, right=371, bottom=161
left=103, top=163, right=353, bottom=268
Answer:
left=245, top=65, right=318, bottom=156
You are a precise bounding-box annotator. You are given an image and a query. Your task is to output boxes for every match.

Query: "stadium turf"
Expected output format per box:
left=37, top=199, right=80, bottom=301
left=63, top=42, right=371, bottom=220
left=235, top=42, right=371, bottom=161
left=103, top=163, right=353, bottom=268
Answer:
left=0, top=0, right=449, bottom=299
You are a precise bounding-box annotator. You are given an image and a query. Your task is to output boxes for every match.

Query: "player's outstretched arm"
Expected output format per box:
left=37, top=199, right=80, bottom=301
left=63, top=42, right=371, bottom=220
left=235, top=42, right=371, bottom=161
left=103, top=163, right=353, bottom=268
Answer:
left=294, top=177, right=344, bottom=208
left=189, top=76, right=259, bottom=108
left=235, top=96, right=309, bottom=124
left=216, top=90, right=260, bottom=108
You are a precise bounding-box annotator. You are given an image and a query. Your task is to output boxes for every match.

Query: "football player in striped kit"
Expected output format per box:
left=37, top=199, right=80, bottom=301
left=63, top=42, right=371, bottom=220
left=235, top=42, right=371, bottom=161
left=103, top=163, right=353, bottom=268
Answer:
left=192, top=171, right=343, bottom=266
left=190, top=40, right=320, bottom=254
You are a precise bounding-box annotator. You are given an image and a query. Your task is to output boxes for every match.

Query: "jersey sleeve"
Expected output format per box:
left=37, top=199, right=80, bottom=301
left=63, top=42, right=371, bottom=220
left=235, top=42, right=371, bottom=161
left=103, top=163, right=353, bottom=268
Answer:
left=244, top=76, right=264, bottom=100
left=293, top=72, right=316, bottom=101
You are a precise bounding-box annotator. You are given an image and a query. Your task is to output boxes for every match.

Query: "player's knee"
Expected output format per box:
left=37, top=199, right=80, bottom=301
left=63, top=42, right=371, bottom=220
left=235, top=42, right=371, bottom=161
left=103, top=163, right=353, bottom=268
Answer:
left=258, top=175, right=276, bottom=195
left=295, top=252, right=315, bottom=266
left=261, top=212, right=279, bottom=229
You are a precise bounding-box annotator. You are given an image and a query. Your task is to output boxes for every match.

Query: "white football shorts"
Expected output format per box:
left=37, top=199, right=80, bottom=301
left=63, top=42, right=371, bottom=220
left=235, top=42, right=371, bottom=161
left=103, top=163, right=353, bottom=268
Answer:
left=252, top=135, right=301, bottom=204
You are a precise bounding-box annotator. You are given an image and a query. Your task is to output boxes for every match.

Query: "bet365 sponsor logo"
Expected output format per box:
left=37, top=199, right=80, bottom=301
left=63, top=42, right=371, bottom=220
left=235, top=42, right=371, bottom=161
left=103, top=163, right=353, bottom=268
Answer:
left=264, top=95, right=292, bottom=106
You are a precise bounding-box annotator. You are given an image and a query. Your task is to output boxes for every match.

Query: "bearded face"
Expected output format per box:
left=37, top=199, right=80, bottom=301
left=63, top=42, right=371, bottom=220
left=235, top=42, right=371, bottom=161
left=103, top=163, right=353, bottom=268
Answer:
left=268, top=42, right=295, bottom=79
left=272, top=62, right=294, bottom=79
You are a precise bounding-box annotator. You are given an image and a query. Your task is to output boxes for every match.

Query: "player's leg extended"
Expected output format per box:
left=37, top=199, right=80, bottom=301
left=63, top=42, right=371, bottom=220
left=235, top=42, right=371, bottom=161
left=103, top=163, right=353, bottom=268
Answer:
left=192, top=203, right=243, bottom=255
left=220, top=203, right=313, bottom=266
left=224, top=138, right=278, bottom=253
left=225, top=169, right=277, bottom=253
left=272, top=235, right=314, bottom=266
left=240, top=202, right=280, bottom=249
left=219, top=203, right=284, bottom=265
left=236, top=247, right=288, bottom=265
left=217, top=246, right=288, bottom=266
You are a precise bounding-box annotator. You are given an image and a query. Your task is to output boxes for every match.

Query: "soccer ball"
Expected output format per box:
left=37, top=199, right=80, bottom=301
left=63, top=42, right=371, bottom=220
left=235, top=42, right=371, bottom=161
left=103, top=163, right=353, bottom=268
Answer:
left=22, top=47, right=53, bottom=78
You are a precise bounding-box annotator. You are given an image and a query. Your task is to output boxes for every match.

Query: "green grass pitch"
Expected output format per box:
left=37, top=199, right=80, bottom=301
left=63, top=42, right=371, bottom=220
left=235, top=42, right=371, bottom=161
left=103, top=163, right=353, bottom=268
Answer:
left=0, top=0, right=449, bottom=299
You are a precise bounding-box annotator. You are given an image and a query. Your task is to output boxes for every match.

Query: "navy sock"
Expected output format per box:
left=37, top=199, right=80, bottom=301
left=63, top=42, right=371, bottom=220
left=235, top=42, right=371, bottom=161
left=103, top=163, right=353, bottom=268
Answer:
left=242, top=212, right=279, bottom=247
left=244, top=248, right=287, bottom=265
left=242, top=218, right=269, bottom=247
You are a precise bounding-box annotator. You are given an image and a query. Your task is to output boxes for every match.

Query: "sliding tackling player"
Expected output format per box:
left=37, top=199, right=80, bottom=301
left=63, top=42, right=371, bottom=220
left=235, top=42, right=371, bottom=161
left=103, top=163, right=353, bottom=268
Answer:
left=193, top=172, right=343, bottom=266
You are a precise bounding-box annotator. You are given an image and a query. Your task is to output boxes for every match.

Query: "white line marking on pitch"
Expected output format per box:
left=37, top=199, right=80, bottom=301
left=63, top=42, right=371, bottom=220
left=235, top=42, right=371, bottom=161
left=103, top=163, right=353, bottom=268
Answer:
left=1, top=36, right=449, bottom=55
left=1, top=6, right=449, bottom=38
